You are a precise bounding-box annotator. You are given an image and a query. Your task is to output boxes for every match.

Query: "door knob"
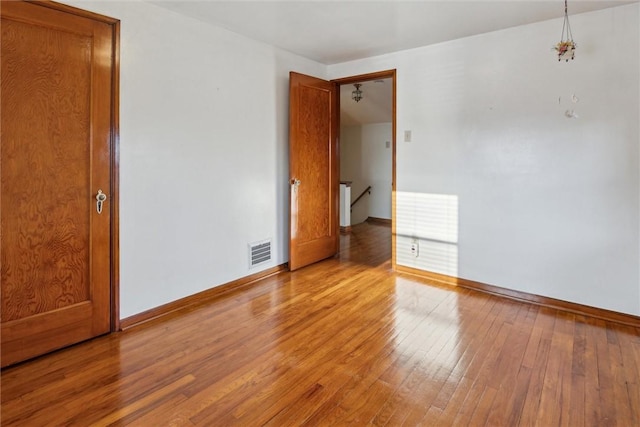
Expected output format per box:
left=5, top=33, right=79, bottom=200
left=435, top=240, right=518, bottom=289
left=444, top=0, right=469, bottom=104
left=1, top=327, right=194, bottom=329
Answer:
left=96, top=189, right=107, bottom=214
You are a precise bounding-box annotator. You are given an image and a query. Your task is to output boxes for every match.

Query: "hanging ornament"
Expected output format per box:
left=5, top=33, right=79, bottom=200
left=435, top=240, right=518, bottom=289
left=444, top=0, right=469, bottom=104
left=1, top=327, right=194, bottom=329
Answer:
left=351, top=83, right=363, bottom=103
left=554, top=0, right=576, bottom=61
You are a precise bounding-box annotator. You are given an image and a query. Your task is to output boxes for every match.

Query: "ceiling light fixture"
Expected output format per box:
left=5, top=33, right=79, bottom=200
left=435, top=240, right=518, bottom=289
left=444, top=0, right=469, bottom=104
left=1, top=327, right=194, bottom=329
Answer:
left=352, top=83, right=363, bottom=103
left=554, top=0, right=576, bottom=61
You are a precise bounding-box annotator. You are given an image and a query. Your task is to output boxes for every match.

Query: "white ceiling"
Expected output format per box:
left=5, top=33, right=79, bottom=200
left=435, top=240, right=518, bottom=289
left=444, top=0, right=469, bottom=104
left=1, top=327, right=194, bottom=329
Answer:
left=341, top=79, right=393, bottom=126
left=151, top=0, right=635, bottom=65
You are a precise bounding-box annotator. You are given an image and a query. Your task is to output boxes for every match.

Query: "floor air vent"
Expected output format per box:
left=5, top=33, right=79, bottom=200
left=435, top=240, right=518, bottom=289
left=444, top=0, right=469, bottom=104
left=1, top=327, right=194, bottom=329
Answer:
left=249, top=239, right=271, bottom=268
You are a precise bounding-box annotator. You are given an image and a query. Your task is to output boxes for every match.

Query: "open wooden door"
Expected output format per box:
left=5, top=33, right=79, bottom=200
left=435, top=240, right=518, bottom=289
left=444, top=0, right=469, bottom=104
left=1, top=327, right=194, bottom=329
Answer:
left=289, top=72, right=339, bottom=271
left=1, top=1, right=118, bottom=367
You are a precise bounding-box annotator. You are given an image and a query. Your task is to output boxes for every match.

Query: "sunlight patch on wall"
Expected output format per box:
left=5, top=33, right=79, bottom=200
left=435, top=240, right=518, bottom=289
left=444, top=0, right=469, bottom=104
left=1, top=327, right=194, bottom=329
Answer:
left=396, top=192, right=459, bottom=277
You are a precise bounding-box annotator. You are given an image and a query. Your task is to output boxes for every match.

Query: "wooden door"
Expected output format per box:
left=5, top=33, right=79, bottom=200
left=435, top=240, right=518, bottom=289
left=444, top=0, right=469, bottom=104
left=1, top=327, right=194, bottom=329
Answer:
left=1, top=1, right=118, bottom=367
left=288, top=72, right=339, bottom=271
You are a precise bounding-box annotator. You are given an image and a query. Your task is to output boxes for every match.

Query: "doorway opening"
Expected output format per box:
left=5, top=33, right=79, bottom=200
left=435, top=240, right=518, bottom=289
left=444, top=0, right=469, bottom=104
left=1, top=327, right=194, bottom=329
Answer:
left=332, top=70, right=397, bottom=269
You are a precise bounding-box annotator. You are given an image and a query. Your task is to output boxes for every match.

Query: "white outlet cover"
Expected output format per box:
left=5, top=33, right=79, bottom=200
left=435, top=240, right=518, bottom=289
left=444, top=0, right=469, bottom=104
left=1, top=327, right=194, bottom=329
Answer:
left=410, top=240, right=419, bottom=257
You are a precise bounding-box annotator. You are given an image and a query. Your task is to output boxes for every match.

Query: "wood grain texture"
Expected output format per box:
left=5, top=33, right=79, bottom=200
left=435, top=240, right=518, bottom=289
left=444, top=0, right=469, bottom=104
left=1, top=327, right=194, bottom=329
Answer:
left=297, top=84, right=330, bottom=240
left=367, top=216, right=392, bottom=225
left=289, top=72, right=338, bottom=271
left=120, top=264, right=288, bottom=330
left=1, top=15, right=92, bottom=321
left=0, top=0, right=119, bottom=367
left=340, top=225, right=352, bottom=234
left=1, top=222, right=639, bottom=426
left=109, top=18, right=121, bottom=332
left=396, top=265, right=640, bottom=328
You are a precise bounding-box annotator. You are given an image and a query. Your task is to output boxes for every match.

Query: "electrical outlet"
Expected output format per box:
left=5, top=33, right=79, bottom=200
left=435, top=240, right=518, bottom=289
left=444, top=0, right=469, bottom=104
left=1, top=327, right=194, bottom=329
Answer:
left=410, top=239, right=419, bottom=257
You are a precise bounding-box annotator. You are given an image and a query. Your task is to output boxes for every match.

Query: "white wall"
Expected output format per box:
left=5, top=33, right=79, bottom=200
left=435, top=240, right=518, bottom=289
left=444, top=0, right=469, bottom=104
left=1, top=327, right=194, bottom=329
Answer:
left=362, top=123, right=393, bottom=220
left=340, top=123, right=392, bottom=224
left=64, top=1, right=326, bottom=318
left=330, top=4, right=640, bottom=315
left=340, top=125, right=367, bottom=223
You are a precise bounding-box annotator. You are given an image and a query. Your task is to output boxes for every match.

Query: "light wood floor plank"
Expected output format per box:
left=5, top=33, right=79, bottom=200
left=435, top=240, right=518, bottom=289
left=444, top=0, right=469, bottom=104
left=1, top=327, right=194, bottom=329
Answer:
left=1, top=221, right=639, bottom=426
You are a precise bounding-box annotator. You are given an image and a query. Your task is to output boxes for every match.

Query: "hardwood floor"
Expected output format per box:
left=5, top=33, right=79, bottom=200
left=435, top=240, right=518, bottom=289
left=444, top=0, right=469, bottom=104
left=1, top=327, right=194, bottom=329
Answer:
left=2, top=221, right=639, bottom=426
